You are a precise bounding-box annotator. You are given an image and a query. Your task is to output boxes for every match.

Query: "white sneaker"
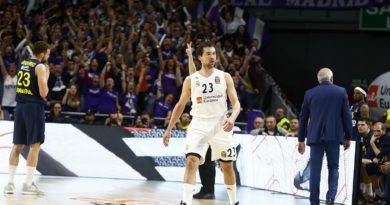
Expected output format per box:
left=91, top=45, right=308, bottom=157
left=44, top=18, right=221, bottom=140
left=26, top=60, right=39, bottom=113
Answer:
left=22, top=182, right=44, bottom=195
left=3, top=183, right=15, bottom=194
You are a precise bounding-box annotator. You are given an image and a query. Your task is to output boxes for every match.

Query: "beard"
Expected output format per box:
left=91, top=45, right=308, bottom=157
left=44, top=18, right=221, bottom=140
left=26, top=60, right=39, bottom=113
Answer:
left=41, top=56, right=48, bottom=63
left=205, top=62, right=216, bottom=69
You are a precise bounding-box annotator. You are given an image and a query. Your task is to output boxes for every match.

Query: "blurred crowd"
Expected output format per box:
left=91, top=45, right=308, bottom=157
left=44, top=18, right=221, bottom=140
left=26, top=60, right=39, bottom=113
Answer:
left=2, top=1, right=390, bottom=203
left=0, top=0, right=266, bottom=128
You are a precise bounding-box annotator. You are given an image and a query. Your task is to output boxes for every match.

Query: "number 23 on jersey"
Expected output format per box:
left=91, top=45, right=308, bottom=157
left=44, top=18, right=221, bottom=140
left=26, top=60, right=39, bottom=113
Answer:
left=17, top=70, right=31, bottom=87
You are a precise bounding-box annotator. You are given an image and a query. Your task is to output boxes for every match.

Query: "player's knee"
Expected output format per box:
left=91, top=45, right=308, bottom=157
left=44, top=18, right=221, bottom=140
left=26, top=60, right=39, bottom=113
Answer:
left=13, top=144, right=24, bottom=153
left=186, top=155, right=200, bottom=169
left=220, top=162, right=234, bottom=173
left=29, top=143, right=41, bottom=151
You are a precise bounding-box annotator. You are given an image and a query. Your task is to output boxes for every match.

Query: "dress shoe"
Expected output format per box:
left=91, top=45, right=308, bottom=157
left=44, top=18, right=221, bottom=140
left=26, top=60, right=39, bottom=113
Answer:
left=325, top=198, right=334, bottom=205
left=193, top=191, right=215, bottom=199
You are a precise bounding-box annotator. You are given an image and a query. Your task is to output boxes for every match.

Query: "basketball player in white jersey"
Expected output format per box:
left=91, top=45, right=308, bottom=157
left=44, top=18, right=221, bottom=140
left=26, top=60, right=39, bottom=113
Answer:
left=163, top=42, right=240, bottom=205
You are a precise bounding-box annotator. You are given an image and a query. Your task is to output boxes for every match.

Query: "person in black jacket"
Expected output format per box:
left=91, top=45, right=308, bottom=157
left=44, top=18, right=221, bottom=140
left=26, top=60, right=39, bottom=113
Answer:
left=193, top=147, right=216, bottom=199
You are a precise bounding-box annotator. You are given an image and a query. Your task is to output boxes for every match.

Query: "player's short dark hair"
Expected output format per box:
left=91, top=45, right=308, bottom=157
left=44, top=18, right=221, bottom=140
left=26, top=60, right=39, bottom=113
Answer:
left=141, top=111, right=153, bottom=118
left=195, top=41, right=215, bottom=57
left=32, top=41, right=50, bottom=55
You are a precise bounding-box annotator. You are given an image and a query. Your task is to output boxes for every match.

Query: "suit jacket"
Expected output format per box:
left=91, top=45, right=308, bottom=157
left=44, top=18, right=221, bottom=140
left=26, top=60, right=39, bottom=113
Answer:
left=298, top=82, right=352, bottom=145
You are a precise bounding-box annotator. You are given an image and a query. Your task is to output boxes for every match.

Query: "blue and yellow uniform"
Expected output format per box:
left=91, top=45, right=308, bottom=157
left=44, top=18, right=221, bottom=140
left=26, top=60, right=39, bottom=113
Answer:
left=13, top=59, right=46, bottom=145
left=350, top=101, right=365, bottom=141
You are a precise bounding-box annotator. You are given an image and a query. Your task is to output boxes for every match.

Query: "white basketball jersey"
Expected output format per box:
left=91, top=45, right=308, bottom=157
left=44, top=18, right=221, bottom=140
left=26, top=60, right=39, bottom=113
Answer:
left=190, top=69, right=227, bottom=118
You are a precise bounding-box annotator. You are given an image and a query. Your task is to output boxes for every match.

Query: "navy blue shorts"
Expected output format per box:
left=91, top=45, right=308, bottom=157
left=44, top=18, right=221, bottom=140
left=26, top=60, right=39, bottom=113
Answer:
left=13, top=103, right=45, bottom=145
left=366, top=163, right=381, bottom=176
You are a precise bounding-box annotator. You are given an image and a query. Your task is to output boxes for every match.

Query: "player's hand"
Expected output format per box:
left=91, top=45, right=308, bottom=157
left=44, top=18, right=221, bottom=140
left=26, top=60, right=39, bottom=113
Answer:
left=186, top=42, right=192, bottom=56
left=370, top=134, right=378, bottom=143
left=380, top=163, right=390, bottom=173
left=163, top=130, right=171, bottom=147
left=298, top=142, right=305, bottom=155
left=343, top=140, right=351, bottom=150
left=380, top=165, right=386, bottom=173
left=223, top=118, right=234, bottom=132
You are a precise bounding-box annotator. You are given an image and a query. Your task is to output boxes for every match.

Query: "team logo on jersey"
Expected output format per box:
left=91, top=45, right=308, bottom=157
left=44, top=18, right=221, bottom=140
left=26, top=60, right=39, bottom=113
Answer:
left=196, top=97, right=203, bottom=104
left=215, top=76, right=220, bottom=84
left=221, top=151, right=226, bottom=158
left=195, top=80, right=200, bottom=86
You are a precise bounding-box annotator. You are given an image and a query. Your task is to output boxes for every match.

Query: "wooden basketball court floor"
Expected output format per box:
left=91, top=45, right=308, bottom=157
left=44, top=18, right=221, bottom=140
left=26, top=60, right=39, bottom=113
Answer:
left=0, top=174, right=312, bottom=205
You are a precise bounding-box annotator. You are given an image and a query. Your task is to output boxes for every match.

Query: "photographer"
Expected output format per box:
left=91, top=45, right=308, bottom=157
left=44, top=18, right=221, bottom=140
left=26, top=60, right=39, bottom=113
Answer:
left=105, top=112, right=123, bottom=127
left=83, top=110, right=97, bottom=125
left=135, top=111, right=156, bottom=129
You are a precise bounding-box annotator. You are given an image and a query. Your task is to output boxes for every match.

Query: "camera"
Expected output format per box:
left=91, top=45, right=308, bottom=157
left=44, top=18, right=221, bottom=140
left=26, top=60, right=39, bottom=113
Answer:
left=110, top=118, right=118, bottom=125
left=141, top=117, right=148, bottom=124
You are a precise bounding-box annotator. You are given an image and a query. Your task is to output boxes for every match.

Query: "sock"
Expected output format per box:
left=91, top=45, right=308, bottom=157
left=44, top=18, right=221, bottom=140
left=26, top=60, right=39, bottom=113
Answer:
left=8, top=165, right=17, bottom=184
left=182, top=183, right=195, bottom=205
left=375, top=188, right=384, bottom=197
left=25, top=166, right=36, bottom=186
left=226, top=184, right=237, bottom=205
left=365, top=183, right=373, bottom=197
left=360, top=183, right=366, bottom=194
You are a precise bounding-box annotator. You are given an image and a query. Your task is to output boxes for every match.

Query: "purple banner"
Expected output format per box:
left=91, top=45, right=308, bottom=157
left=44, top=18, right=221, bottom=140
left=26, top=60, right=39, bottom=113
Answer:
left=230, top=0, right=390, bottom=9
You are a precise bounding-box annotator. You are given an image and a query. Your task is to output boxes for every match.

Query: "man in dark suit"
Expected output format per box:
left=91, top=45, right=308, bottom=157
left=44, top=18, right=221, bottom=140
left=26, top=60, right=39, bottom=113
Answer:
left=298, top=68, right=352, bottom=205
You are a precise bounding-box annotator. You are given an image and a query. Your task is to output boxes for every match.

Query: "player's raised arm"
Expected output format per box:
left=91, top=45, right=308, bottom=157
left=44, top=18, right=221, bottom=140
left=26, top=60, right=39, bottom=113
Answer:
left=186, top=42, right=196, bottom=75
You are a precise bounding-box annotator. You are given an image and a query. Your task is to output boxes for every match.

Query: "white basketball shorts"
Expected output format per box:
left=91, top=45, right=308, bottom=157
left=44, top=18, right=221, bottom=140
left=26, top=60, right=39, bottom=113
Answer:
left=184, top=116, right=237, bottom=165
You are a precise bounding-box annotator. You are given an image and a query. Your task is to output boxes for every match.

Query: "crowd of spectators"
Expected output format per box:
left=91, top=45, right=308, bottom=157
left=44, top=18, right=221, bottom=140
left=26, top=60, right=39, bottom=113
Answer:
left=247, top=107, right=298, bottom=137
left=2, top=1, right=390, bottom=203
left=0, top=0, right=267, bottom=128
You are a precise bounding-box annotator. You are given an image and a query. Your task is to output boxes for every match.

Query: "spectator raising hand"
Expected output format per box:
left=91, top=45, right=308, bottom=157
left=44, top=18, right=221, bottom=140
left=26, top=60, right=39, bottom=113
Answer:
left=0, top=0, right=270, bottom=127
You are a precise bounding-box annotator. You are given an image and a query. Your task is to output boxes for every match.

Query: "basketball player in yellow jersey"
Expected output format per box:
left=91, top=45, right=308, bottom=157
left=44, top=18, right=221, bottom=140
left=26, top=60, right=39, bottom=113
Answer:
left=163, top=42, right=240, bottom=205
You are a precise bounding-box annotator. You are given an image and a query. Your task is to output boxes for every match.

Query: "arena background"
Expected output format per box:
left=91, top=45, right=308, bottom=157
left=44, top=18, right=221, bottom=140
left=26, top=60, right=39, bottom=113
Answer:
left=0, top=121, right=358, bottom=204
